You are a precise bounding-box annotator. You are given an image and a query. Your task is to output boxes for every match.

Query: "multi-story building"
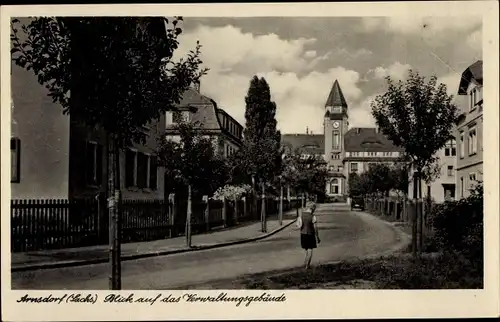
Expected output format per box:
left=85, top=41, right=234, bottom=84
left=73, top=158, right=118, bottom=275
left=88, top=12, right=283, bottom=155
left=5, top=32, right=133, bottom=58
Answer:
left=164, top=82, right=244, bottom=158
left=407, top=139, right=457, bottom=202
left=281, top=80, right=403, bottom=199
left=455, top=60, right=483, bottom=199
left=10, top=18, right=166, bottom=200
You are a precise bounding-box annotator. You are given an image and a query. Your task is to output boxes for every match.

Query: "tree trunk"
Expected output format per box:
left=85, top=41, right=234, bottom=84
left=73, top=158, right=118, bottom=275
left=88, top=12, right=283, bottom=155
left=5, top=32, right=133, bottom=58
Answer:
left=108, top=136, right=121, bottom=290
left=412, top=172, right=418, bottom=259
left=279, top=184, right=283, bottom=226
left=261, top=182, right=267, bottom=233
left=186, top=184, right=192, bottom=248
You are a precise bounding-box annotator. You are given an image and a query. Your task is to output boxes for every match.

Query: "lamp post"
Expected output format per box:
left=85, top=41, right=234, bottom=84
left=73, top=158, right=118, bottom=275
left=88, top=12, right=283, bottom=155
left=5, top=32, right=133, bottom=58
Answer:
left=279, top=175, right=284, bottom=226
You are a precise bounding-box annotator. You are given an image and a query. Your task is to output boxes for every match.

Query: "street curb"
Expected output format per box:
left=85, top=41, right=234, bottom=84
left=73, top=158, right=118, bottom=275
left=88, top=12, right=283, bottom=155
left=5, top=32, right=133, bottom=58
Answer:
left=11, top=219, right=297, bottom=273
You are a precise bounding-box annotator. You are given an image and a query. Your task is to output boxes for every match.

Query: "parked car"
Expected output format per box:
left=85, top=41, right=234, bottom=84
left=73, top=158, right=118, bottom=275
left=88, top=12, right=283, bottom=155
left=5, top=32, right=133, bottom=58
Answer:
left=350, top=196, right=365, bottom=211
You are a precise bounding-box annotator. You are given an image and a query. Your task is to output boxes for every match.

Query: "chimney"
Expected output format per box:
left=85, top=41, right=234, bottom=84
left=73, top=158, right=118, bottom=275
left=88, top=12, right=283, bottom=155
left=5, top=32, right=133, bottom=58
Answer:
left=375, top=126, right=380, bottom=134
left=306, top=126, right=309, bottom=134
left=356, top=128, right=361, bottom=134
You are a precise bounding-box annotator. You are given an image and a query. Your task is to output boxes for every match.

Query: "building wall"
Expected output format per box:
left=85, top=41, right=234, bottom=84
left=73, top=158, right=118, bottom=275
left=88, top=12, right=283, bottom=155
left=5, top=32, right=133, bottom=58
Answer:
left=11, top=63, right=70, bottom=199
left=407, top=147, right=457, bottom=202
left=69, top=115, right=165, bottom=201
left=455, top=81, right=483, bottom=199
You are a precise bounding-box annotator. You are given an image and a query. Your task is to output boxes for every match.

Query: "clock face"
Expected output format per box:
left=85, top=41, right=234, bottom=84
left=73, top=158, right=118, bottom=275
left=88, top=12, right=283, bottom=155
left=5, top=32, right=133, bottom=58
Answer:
left=333, top=121, right=340, bottom=129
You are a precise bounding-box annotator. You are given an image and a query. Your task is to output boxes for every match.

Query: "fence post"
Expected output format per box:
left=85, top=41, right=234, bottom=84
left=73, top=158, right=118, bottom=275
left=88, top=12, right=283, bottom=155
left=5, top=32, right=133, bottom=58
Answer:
left=242, top=196, right=247, bottom=220
left=203, top=195, right=209, bottom=232
left=222, top=196, right=227, bottom=228
left=234, top=199, right=239, bottom=225
left=168, top=193, right=176, bottom=238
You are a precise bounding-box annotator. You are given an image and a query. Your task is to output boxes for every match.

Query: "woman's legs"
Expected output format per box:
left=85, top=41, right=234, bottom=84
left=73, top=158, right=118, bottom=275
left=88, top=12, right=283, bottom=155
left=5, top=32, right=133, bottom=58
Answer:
left=304, top=249, right=313, bottom=269
left=307, top=249, right=314, bottom=268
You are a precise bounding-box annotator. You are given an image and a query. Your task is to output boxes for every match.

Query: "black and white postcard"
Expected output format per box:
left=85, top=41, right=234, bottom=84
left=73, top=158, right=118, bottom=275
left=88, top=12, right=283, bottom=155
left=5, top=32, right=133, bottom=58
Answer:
left=1, top=1, right=499, bottom=320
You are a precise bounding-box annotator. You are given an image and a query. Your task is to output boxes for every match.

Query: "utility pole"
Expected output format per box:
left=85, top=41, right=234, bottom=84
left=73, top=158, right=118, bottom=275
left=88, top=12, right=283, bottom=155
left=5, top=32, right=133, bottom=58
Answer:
left=107, top=137, right=121, bottom=290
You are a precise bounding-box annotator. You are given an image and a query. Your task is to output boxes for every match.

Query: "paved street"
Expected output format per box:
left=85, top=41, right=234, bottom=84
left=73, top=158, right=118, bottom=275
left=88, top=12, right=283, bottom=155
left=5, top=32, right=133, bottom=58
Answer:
left=11, top=204, right=404, bottom=290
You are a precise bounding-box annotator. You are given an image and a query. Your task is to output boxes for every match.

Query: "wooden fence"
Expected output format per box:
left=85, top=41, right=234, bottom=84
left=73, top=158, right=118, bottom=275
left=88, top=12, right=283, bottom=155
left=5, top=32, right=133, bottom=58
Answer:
left=11, top=196, right=301, bottom=253
left=363, top=197, right=437, bottom=248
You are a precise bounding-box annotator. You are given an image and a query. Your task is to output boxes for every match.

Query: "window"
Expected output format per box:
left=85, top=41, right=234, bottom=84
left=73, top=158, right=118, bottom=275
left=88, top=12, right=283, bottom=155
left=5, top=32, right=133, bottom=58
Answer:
left=383, top=152, right=392, bottom=157
left=332, top=131, right=340, bottom=149
left=444, top=139, right=457, bottom=156
left=469, top=173, right=477, bottom=189
left=476, top=86, right=483, bottom=104
left=331, top=179, right=339, bottom=195
left=368, top=162, right=377, bottom=169
left=331, top=153, right=340, bottom=160
left=460, top=177, right=464, bottom=198
left=173, top=111, right=190, bottom=123
left=350, top=152, right=360, bottom=157
left=468, top=127, right=477, bottom=155
left=447, top=165, right=454, bottom=177
left=469, top=89, right=476, bottom=111
left=11, top=137, right=21, bottom=183
left=125, top=150, right=157, bottom=190
left=350, top=162, right=358, bottom=173
left=367, top=152, right=377, bottom=157
left=85, top=141, right=103, bottom=186
left=459, top=131, right=465, bottom=158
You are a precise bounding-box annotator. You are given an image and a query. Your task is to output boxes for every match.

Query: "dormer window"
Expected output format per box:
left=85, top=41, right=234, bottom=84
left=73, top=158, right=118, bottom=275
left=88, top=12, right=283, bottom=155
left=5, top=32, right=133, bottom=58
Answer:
left=172, top=110, right=190, bottom=124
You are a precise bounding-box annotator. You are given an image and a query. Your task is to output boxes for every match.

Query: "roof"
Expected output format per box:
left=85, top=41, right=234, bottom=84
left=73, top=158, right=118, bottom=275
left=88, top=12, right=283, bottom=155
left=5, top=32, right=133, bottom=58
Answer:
left=458, top=60, right=483, bottom=95
left=281, top=134, right=324, bottom=155
left=325, top=80, right=348, bottom=108
left=177, top=87, right=213, bottom=106
left=344, top=128, right=404, bottom=152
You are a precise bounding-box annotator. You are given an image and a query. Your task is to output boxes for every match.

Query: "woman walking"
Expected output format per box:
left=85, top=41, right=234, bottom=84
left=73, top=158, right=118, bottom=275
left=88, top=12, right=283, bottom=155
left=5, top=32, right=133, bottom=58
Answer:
left=294, top=200, right=320, bottom=269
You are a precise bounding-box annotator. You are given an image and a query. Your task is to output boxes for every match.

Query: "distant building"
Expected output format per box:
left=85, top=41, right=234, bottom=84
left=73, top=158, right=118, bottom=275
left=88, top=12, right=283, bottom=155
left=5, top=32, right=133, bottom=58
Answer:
left=10, top=18, right=164, bottom=200
left=281, top=80, right=403, bottom=199
left=164, top=83, right=244, bottom=158
left=455, top=60, right=483, bottom=199
left=407, top=139, right=457, bottom=202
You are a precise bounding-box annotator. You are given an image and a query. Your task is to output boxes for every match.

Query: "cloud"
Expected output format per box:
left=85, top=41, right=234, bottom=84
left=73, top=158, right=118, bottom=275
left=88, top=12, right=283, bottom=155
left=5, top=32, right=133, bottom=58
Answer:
left=174, top=24, right=364, bottom=135
left=361, top=16, right=482, bottom=34
left=437, top=73, right=461, bottom=97
left=367, top=62, right=412, bottom=81
left=174, top=24, right=323, bottom=75
left=304, top=50, right=317, bottom=58
left=348, top=94, right=380, bottom=128
left=466, top=29, right=482, bottom=49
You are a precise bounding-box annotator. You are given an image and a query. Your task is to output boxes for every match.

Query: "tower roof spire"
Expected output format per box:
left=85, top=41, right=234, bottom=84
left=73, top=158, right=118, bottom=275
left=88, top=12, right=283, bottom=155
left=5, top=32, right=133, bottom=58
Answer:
left=325, top=79, right=348, bottom=108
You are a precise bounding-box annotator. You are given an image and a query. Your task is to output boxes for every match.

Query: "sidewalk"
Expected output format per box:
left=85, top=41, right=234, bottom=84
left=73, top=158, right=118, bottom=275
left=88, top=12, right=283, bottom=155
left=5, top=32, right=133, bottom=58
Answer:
left=11, top=213, right=297, bottom=272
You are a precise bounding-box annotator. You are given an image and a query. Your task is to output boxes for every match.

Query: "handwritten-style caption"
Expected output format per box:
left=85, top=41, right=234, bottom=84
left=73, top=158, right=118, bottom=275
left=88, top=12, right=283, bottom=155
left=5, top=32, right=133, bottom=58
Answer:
left=17, top=292, right=286, bottom=307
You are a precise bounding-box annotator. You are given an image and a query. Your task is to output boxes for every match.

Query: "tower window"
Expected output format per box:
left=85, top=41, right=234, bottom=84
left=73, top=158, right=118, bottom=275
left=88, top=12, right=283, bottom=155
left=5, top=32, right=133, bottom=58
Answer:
left=332, top=131, right=340, bottom=149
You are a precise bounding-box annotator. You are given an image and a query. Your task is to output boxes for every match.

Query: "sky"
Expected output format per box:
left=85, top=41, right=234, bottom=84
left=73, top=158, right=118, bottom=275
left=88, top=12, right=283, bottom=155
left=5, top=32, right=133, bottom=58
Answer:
left=172, top=16, right=482, bottom=134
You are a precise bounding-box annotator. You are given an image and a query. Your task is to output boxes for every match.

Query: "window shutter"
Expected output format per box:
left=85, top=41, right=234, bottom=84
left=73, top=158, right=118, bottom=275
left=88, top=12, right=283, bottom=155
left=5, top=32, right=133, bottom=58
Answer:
left=137, top=153, right=147, bottom=188
left=125, top=150, right=135, bottom=187
left=10, top=138, right=21, bottom=183
left=85, top=142, right=94, bottom=185
left=150, top=156, right=157, bottom=190
left=96, top=144, right=103, bottom=186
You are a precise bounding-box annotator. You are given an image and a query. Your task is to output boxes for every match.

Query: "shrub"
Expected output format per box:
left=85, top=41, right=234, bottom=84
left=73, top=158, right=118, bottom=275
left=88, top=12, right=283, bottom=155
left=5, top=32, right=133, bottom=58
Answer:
left=430, top=181, right=483, bottom=260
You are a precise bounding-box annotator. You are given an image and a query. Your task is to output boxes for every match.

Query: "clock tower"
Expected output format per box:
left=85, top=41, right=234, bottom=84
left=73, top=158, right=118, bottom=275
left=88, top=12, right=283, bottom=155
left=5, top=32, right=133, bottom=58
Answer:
left=324, top=80, right=349, bottom=196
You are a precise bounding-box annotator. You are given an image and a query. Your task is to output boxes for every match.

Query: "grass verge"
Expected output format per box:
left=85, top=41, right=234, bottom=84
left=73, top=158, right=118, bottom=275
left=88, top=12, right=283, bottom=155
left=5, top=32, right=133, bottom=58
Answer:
left=184, top=251, right=482, bottom=290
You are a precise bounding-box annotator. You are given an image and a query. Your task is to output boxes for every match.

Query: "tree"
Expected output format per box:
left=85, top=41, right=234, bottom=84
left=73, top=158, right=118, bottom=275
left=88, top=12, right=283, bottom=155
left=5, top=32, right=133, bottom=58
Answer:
left=157, top=121, right=226, bottom=248
left=281, top=149, right=328, bottom=203
left=11, top=17, right=207, bottom=289
left=390, top=162, right=410, bottom=199
left=371, top=70, right=458, bottom=256
left=242, top=76, right=282, bottom=232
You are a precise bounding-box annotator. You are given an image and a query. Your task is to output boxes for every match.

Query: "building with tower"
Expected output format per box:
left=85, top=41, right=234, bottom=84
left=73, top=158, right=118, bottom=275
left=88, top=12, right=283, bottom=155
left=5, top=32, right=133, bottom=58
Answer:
left=281, top=80, right=403, bottom=200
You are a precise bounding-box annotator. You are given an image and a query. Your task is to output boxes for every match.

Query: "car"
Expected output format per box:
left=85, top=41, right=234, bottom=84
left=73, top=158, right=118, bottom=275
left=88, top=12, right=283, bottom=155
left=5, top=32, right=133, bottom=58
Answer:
left=350, top=196, right=365, bottom=211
